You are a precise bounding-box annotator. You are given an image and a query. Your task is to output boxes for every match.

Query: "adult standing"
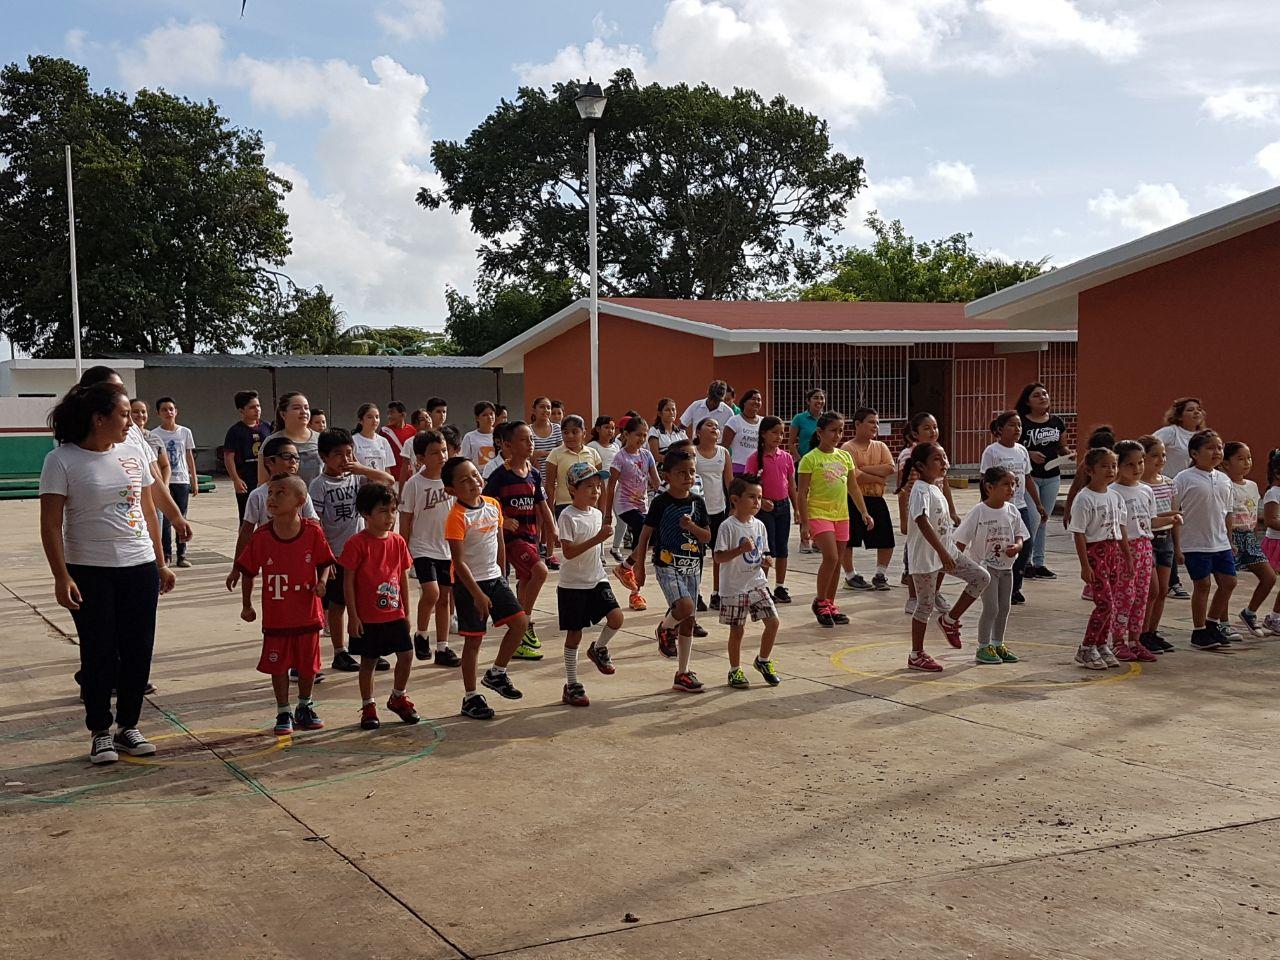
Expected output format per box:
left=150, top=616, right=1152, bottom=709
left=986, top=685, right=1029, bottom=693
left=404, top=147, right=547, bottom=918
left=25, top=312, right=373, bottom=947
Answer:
left=1016, top=382, right=1071, bottom=580
left=722, top=389, right=764, bottom=475
left=788, top=388, right=826, bottom=464
left=648, top=398, right=688, bottom=460
left=1154, top=397, right=1208, bottom=599
left=679, top=380, right=735, bottom=438
left=39, top=380, right=175, bottom=764
left=529, top=396, right=562, bottom=474
left=223, top=390, right=271, bottom=522
left=260, top=392, right=321, bottom=485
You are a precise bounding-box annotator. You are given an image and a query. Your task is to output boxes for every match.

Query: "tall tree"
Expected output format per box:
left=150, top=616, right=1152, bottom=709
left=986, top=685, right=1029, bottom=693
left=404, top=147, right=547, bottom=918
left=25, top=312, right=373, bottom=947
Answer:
left=0, top=56, right=291, bottom=356
left=443, top=276, right=577, bottom=357
left=421, top=69, right=864, bottom=302
left=801, top=214, right=1048, bottom=303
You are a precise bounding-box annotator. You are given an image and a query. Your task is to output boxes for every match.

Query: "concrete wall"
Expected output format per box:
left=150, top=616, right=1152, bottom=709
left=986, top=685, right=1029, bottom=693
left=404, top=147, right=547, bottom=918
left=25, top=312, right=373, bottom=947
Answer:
left=0, top=362, right=139, bottom=399
left=0, top=397, right=57, bottom=431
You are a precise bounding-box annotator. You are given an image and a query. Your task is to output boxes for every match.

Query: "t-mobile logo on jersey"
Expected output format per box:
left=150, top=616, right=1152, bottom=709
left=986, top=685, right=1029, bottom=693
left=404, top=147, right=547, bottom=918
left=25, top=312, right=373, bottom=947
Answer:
left=266, top=573, right=304, bottom=599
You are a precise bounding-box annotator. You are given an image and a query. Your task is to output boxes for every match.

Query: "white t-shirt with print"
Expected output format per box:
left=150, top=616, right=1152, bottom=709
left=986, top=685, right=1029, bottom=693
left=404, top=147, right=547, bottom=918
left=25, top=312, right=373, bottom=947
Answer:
left=1230, top=478, right=1261, bottom=531
left=461, top=429, right=496, bottom=468
left=1110, top=482, right=1157, bottom=541
left=695, top=445, right=729, bottom=514
left=954, top=502, right=1029, bottom=570
left=1262, top=487, right=1280, bottom=540
left=556, top=505, right=607, bottom=590
left=906, top=482, right=954, bottom=576
left=400, top=472, right=454, bottom=561
left=723, top=414, right=761, bottom=467
left=587, top=439, right=619, bottom=474
left=1173, top=467, right=1232, bottom=553
left=679, top=398, right=734, bottom=435
left=153, top=425, right=195, bottom=484
left=125, top=423, right=158, bottom=467
left=353, top=432, right=397, bottom=475
left=715, top=514, right=769, bottom=596
left=308, top=472, right=365, bottom=557
left=39, top=442, right=156, bottom=567
left=979, top=442, right=1033, bottom=509
left=1068, top=487, right=1126, bottom=543
left=243, top=480, right=318, bottom=528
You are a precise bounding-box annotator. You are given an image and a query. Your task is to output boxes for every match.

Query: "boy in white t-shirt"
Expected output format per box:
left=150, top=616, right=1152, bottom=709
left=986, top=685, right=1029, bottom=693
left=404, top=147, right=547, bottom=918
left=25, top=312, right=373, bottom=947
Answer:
left=399, top=430, right=461, bottom=667
left=714, top=476, right=781, bottom=688
left=555, top=462, right=625, bottom=707
left=153, top=396, right=198, bottom=567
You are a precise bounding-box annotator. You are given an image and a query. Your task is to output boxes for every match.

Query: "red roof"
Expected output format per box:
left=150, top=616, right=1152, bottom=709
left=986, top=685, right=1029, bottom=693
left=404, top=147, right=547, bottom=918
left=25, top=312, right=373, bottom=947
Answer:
left=605, top=298, right=1001, bottom=331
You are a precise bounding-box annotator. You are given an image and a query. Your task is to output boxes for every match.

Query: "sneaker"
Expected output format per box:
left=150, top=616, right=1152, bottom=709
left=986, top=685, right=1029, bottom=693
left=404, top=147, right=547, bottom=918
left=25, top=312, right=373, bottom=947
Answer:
left=413, top=631, right=432, bottom=661
left=461, top=693, right=495, bottom=719
left=586, top=641, right=616, bottom=674
left=1114, top=641, right=1137, bottom=662
left=1240, top=609, right=1266, bottom=637
left=828, top=604, right=850, bottom=625
left=375, top=656, right=391, bottom=671
left=1264, top=612, right=1280, bottom=636
left=1075, top=646, right=1106, bottom=670
left=613, top=563, right=639, bottom=593
left=975, top=644, right=1001, bottom=665
left=934, top=592, right=952, bottom=615
left=1010, top=590, right=1026, bottom=605
left=521, top=626, right=542, bottom=649
left=672, top=671, right=704, bottom=693
left=812, top=599, right=835, bottom=628
left=772, top=585, right=792, bottom=604
left=144, top=682, right=157, bottom=695
left=1190, top=628, right=1222, bottom=650
left=845, top=573, right=872, bottom=591
left=1139, top=632, right=1164, bottom=655
left=273, top=711, right=294, bottom=736
left=512, top=641, right=544, bottom=660
left=176, top=557, right=192, bottom=569
left=727, top=667, right=750, bottom=688
left=482, top=667, right=523, bottom=699
left=433, top=646, right=462, bottom=667
left=288, top=666, right=323, bottom=682
left=995, top=644, right=1019, bottom=663
left=1132, top=643, right=1158, bottom=663
left=562, top=682, right=590, bottom=706
left=628, top=592, right=647, bottom=612
left=709, top=593, right=721, bottom=610
left=609, top=548, right=625, bottom=564
left=904, top=597, right=917, bottom=617
left=113, top=727, right=156, bottom=756
left=546, top=555, right=561, bottom=571
left=799, top=541, right=814, bottom=554
left=1099, top=645, right=1121, bottom=667
left=1215, top=620, right=1242, bottom=642
left=89, top=730, right=118, bottom=765
left=1151, top=632, right=1176, bottom=653
left=1207, top=622, right=1234, bottom=645
left=656, top=625, right=678, bottom=659
left=1022, top=565, right=1040, bottom=580
left=332, top=649, right=359, bottom=672
left=938, top=615, right=962, bottom=649
left=696, top=595, right=708, bottom=613
left=752, top=656, right=781, bottom=686
left=1036, top=566, right=1058, bottom=580
left=1168, top=584, right=1191, bottom=600
left=294, top=702, right=324, bottom=730
left=872, top=574, right=890, bottom=591
left=360, top=703, right=380, bottom=730
left=907, top=650, right=943, bottom=672
left=692, top=620, right=708, bottom=638
left=387, top=693, right=420, bottom=724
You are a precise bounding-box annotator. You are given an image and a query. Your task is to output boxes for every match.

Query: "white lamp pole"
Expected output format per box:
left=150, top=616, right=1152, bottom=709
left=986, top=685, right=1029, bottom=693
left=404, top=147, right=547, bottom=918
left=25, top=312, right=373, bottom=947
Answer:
left=575, top=80, right=607, bottom=422
left=65, top=145, right=83, bottom=381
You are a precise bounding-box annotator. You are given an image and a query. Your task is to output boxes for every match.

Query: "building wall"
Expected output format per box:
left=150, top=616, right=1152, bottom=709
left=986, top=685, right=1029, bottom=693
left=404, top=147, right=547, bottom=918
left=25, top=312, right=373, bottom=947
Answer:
left=1077, top=219, right=1280, bottom=480
left=714, top=350, right=768, bottom=408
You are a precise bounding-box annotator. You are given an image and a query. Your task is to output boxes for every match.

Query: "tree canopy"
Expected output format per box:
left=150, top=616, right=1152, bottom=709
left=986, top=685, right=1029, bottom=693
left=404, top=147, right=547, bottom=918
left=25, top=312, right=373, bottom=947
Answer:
left=254, top=283, right=458, bottom=356
left=443, top=276, right=577, bottom=357
left=421, top=69, right=864, bottom=302
left=0, top=56, right=291, bottom=356
left=800, top=214, right=1048, bottom=303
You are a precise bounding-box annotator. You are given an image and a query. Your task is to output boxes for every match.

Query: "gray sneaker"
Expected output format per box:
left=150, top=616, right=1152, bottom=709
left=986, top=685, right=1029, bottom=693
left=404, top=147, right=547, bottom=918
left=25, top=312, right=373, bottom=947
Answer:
left=1240, top=609, right=1267, bottom=637
left=844, top=574, right=872, bottom=591
left=112, top=727, right=155, bottom=757
left=871, top=574, right=890, bottom=591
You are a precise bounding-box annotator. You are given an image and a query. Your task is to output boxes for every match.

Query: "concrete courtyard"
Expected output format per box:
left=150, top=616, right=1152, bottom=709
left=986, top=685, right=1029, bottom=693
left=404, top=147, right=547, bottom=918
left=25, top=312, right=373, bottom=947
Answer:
left=2, top=486, right=1279, bottom=959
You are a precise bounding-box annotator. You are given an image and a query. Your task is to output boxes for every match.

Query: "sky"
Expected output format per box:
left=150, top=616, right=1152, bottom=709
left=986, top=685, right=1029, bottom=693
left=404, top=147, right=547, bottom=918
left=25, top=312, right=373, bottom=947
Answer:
left=7, top=0, right=1280, bottom=336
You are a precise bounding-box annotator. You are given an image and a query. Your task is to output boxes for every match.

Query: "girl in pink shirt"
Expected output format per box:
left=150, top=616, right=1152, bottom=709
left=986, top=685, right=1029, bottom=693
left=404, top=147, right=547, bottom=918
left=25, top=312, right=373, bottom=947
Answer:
left=745, top=416, right=797, bottom=603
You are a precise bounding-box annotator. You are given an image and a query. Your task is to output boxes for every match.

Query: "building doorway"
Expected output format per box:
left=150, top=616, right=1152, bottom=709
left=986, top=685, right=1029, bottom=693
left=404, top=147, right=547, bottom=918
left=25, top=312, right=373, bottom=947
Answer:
left=908, top=359, right=952, bottom=451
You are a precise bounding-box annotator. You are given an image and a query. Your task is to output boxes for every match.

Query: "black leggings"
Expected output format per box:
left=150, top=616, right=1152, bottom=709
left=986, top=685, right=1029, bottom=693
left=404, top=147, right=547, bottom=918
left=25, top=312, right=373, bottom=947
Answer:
left=619, top=509, right=646, bottom=552
left=68, top=562, right=160, bottom=732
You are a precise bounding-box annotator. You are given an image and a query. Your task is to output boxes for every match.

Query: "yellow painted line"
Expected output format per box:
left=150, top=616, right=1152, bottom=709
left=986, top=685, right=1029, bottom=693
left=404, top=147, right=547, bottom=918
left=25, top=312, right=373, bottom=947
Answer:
left=119, top=728, right=288, bottom=766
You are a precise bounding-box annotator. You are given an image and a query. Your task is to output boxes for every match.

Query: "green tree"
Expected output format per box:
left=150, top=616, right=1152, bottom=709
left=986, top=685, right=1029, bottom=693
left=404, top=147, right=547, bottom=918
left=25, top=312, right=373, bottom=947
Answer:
left=0, top=56, right=291, bottom=356
left=801, top=214, right=1048, bottom=303
left=442, top=276, right=578, bottom=357
left=421, top=69, right=863, bottom=303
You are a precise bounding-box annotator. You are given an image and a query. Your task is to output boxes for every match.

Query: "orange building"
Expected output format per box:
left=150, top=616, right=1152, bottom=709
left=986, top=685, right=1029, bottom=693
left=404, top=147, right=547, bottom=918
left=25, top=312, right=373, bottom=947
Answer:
left=479, top=298, right=1077, bottom=466
left=966, top=186, right=1280, bottom=479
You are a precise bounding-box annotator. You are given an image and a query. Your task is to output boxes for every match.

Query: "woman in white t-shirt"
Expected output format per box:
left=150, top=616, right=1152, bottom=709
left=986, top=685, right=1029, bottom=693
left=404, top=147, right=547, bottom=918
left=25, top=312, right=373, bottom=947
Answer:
left=979, top=412, right=1046, bottom=606
left=648, top=397, right=687, bottom=460
left=353, top=403, right=399, bottom=475
left=722, top=389, right=764, bottom=474
left=39, top=381, right=175, bottom=766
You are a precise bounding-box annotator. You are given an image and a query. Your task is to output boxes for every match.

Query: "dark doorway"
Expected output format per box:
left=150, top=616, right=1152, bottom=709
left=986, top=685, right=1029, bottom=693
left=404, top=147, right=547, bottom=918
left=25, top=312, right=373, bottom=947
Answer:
left=907, top=359, right=952, bottom=451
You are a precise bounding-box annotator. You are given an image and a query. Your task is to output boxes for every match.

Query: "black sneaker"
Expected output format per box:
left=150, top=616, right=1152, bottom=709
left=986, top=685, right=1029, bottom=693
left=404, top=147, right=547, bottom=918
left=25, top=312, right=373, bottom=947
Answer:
left=871, top=574, right=890, bottom=591
left=586, top=641, right=616, bottom=674
left=773, top=585, right=791, bottom=604
left=1011, top=590, right=1026, bottom=605
left=375, top=656, right=391, bottom=671
left=692, top=620, right=708, bottom=638
left=656, top=625, right=678, bottom=659
left=812, top=599, right=835, bottom=628
left=1190, top=628, right=1222, bottom=650
left=332, top=650, right=359, bottom=671
left=1139, top=632, right=1164, bottom=655
left=1207, top=622, right=1233, bottom=645
left=545, top=556, right=561, bottom=571
left=845, top=574, right=872, bottom=591
left=89, top=730, right=118, bottom=765
left=273, top=711, right=294, bottom=736
left=709, top=593, right=721, bottom=610
left=1152, top=632, right=1176, bottom=653
left=294, top=702, right=324, bottom=730
left=144, top=682, right=157, bottom=695
left=696, top=595, right=708, bottom=613
left=1037, top=566, right=1058, bottom=580
left=481, top=668, right=523, bottom=700
left=1168, top=584, right=1191, bottom=600
left=829, top=604, right=850, bottom=625
left=113, top=727, right=156, bottom=757
left=461, top=693, right=495, bottom=719
left=413, top=632, right=432, bottom=660
left=289, top=667, right=324, bottom=682
left=433, top=646, right=462, bottom=668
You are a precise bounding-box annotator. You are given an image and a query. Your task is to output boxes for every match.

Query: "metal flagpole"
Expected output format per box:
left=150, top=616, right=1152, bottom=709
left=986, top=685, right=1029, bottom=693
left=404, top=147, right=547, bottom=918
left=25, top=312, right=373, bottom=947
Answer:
left=65, top=145, right=83, bottom=381
left=587, top=127, right=599, bottom=422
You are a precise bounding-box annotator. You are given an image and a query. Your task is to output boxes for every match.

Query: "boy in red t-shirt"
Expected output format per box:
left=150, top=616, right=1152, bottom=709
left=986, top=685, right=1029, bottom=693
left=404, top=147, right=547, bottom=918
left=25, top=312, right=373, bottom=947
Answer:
left=236, top=475, right=335, bottom=735
left=340, top=482, right=419, bottom=730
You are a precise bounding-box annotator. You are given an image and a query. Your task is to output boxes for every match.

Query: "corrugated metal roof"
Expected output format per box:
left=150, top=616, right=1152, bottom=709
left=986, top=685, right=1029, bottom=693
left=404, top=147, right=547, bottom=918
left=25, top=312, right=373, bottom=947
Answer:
left=102, top=353, right=488, bottom=369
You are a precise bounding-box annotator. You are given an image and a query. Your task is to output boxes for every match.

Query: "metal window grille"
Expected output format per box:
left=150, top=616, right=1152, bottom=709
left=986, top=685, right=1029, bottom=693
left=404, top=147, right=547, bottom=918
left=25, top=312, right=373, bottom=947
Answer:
left=908, top=342, right=955, bottom=360
left=769, top=343, right=908, bottom=422
left=951, top=358, right=1006, bottom=466
left=1038, top=342, right=1077, bottom=416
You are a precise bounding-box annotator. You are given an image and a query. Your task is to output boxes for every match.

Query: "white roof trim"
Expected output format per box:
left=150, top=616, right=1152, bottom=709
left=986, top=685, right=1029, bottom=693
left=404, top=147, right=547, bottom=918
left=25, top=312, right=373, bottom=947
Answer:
left=4, top=358, right=145, bottom=370
left=967, top=185, right=1280, bottom=321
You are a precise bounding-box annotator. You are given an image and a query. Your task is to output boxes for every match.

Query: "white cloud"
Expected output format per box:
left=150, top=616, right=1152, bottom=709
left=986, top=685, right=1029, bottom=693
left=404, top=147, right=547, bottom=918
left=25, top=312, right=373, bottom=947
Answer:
left=978, top=0, right=1141, bottom=60
left=1088, top=182, right=1191, bottom=234
left=1206, top=182, right=1252, bottom=204
left=875, top=160, right=979, bottom=202
left=1258, top=141, right=1280, bottom=179
left=375, top=0, right=446, bottom=41
left=1202, top=85, right=1280, bottom=124
left=117, top=20, right=225, bottom=92
left=65, top=29, right=88, bottom=55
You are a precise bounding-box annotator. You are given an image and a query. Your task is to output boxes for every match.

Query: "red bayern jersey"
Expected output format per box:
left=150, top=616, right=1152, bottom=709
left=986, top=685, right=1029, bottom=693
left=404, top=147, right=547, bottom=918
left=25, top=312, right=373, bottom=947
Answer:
left=235, top=519, right=335, bottom=635
left=338, top=529, right=413, bottom=624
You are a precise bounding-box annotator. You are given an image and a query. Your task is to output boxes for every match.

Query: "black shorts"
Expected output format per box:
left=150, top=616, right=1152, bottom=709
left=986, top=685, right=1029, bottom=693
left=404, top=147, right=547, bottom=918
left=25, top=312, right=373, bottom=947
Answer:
left=348, top=617, right=412, bottom=658
left=322, top=566, right=346, bottom=610
left=557, top=582, right=619, bottom=631
left=413, top=555, right=452, bottom=588
left=453, top=576, right=524, bottom=637
left=848, top=495, right=895, bottom=550
left=706, top=511, right=726, bottom=555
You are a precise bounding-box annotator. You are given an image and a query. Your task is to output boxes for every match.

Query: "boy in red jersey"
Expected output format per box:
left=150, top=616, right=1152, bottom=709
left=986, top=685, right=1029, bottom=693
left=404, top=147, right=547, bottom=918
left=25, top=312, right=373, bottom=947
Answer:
left=237, top=475, right=335, bottom=735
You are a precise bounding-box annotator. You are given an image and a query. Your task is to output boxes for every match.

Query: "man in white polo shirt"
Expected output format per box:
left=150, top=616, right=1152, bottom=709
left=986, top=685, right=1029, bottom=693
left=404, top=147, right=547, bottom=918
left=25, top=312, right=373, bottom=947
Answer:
left=680, top=380, right=735, bottom=439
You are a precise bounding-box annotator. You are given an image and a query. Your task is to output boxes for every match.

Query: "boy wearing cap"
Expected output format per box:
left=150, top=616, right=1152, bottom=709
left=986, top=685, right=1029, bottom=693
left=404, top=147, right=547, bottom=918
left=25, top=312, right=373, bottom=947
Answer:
left=556, top=461, right=625, bottom=706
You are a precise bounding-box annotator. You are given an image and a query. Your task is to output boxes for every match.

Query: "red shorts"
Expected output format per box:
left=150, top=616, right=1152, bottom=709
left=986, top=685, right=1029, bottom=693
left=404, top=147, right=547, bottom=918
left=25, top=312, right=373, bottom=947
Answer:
left=257, top=630, right=322, bottom=677
left=506, top=538, right=543, bottom=582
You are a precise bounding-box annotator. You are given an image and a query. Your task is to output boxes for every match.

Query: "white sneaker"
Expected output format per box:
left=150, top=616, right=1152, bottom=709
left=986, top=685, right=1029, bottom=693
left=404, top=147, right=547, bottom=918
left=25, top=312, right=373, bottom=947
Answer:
left=89, top=730, right=118, bottom=765
left=799, top=541, right=814, bottom=554
left=1099, top=645, right=1121, bottom=668
left=904, top=597, right=918, bottom=617
left=450, top=613, right=459, bottom=635
left=1264, top=612, right=1280, bottom=636
left=1075, top=645, right=1105, bottom=670
left=1216, top=620, right=1243, bottom=641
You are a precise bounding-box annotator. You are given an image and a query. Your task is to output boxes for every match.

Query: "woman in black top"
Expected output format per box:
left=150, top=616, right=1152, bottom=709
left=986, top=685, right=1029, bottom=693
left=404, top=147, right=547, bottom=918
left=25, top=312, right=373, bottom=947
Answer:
left=1015, top=382, right=1070, bottom=579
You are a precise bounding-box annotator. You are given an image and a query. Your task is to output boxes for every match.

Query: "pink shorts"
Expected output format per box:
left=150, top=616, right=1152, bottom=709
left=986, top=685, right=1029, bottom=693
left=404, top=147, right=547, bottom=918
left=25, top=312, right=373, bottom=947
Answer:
left=506, top=538, right=543, bottom=582
left=1263, top=537, right=1280, bottom=572
left=808, top=518, right=850, bottom=542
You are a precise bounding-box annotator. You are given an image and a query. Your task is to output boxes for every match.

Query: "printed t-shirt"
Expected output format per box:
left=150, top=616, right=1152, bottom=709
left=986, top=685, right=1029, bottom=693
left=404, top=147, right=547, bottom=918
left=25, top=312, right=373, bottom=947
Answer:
left=235, top=519, right=333, bottom=634
left=745, top=448, right=794, bottom=502
left=353, top=432, right=397, bottom=475
left=546, top=445, right=602, bottom=505
left=906, top=482, right=954, bottom=576
left=798, top=447, right=856, bottom=521
left=1230, top=479, right=1261, bottom=531
left=461, top=429, right=496, bottom=468
left=224, top=420, right=272, bottom=488
left=587, top=439, right=619, bottom=474
left=1262, top=487, right=1280, bottom=540
left=695, top=445, right=729, bottom=514
left=954, top=502, right=1029, bottom=570
left=153, top=424, right=195, bottom=485
left=556, top=505, right=606, bottom=589
left=483, top=464, right=544, bottom=545
left=644, top=491, right=708, bottom=573
left=444, top=496, right=503, bottom=582
left=979, top=442, right=1033, bottom=509
left=1021, top=415, right=1068, bottom=478
left=680, top=399, right=734, bottom=435
left=715, top=514, right=768, bottom=595
left=39, top=442, right=156, bottom=567
left=1110, top=482, right=1157, bottom=541
left=400, top=472, right=453, bottom=560
left=1173, top=468, right=1232, bottom=552
left=1145, top=475, right=1175, bottom=517
left=124, top=423, right=158, bottom=468
left=308, top=472, right=365, bottom=556
left=1068, top=487, right=1126, bottom=543
left=723, top=414, right=761, bottom=469
left=842, top=438, right=893, bottom=498
left=338, top=530, right=412, bottom=624
left=611, top=447, right=655, bottom=515
left=243, top=481, right=318, bottom=528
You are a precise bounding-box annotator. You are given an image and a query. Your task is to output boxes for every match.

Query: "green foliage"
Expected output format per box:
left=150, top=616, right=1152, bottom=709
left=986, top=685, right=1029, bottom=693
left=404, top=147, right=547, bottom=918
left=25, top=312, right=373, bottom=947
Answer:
left=421, top=69, right=864, bottom=301
left=443, top=276, right=578, bottom=357
left=0, top=56, right=291, bottom=356
left=255, top=283, right=459, bottom=356
left=801, top=214, right=1048, bottom=303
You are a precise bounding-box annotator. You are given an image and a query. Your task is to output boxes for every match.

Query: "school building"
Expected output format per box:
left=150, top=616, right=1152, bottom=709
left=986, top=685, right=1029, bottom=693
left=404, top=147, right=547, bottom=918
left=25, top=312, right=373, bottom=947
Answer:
left=966, top=185, right=1280, bottom=476
left=479, top=298, right=1078, bottom=465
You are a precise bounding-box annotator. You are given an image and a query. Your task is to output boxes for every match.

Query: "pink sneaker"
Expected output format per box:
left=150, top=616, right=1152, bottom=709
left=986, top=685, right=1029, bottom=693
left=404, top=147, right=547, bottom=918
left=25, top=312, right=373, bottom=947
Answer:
left=1114, top=642, right=1136, bottom=661
left=908, top=650, right=943, bottom=672
left=938, top=614, right=962, bottom=648
left=1132, top=644, right=1158, bottom=663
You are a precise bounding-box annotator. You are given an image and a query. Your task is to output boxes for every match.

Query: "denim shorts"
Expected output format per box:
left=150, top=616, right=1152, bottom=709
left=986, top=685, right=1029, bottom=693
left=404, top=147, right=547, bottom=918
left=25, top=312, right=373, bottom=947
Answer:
left=1152, top=535, right=1174, bottom=569
left=655, top=565, right=701, bottom=607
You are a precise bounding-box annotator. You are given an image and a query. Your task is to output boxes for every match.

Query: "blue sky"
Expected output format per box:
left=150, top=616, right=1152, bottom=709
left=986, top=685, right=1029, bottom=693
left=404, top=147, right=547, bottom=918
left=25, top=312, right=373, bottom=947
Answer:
left=8, top=0, right=1280, bottom=334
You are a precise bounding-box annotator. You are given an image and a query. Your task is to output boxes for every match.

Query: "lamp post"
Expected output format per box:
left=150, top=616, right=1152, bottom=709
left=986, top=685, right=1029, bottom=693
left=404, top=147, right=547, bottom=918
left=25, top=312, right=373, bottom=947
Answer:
left=575, top=79, right=607, bottom=421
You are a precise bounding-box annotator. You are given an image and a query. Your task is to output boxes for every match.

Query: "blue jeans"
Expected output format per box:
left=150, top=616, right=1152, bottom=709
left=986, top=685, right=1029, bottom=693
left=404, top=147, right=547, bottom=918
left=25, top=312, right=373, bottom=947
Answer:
left=162, top=482, right=190, bottom=561
left=1028, top=474, right=1061, bottom=567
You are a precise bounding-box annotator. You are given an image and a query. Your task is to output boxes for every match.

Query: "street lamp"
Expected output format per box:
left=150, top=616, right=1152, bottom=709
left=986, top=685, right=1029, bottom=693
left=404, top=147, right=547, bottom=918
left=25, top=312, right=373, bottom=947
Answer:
left=575, top=79, right=607, bottom=421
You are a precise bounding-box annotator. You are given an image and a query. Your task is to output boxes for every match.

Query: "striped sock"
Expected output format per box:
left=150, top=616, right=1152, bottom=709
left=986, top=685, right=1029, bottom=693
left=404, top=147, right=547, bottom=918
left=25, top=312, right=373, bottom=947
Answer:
left=564, top=648, right=579, bottom=685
